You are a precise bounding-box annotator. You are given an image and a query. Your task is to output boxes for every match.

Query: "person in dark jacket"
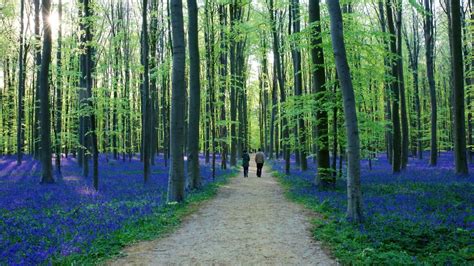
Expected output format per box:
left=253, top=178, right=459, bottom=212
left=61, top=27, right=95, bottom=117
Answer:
left=242, top=150, right=250, bottom=177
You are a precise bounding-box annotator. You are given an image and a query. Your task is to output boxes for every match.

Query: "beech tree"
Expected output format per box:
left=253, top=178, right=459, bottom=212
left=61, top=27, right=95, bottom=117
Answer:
left=327, top=0, right=363, bottom=222
left=309, top=0, right=331, bottom=187
left=39, top=0, right=54, bottom=184
left=450, top=0, right=469, bottom=174
left=187, top=0, right=201, bottom=189
left=167, top=0, right=186, bottom=202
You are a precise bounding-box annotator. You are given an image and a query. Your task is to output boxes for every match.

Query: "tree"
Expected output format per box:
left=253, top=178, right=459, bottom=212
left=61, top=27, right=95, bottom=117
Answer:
left=141, top=0, right=152, bottom=183
left=39, top=0, right=54, bottom=184
left=78, top=0, right=99, bottom=189
left=309, top=0, right=331, bottom=187
left=450, top=0, right=469, bottom=174
left=55, top=0, right=63, bottom=173
left=167, top=0, right=186, bottom=202
left=290, top=0, right=307, bottom=171
left=268, top=0, right=290, bottom=174
left=33, top=0, right=42, bottom=158
left=423, top=0, right=438, bottom=166
left=187, top=0, right=201, bottom=189
left=327, top=0, right=363, bottom=223
left=16, top=0, right=26, bottom=165
left=394, top=1, right=409, bottom=169
left=386, top=0, right=402, bottom=173
left=404, top=7, right=423, bottom=159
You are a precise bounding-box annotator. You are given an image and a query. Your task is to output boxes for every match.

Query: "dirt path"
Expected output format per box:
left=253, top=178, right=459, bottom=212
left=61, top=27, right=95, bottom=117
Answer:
left=111, top=157, right=335, bottom=265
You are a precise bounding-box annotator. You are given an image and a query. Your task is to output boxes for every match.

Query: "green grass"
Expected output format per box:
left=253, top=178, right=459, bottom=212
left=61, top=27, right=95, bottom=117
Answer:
left=53, top=170, right=237, bottom=265
left=273, top=171, right=474, bottom=265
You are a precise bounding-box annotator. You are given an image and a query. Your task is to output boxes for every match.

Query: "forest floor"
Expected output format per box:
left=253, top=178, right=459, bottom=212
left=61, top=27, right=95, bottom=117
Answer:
left=110, top=157, right=335, bottom=265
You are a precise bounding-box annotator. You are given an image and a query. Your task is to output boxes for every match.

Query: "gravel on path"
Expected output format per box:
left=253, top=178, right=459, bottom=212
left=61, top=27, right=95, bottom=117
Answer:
left=110, top=157, right=336, bottom=265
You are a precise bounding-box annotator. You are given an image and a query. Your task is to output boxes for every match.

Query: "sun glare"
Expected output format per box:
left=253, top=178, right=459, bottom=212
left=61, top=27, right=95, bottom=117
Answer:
left=48, top=11, right=60, bottom=31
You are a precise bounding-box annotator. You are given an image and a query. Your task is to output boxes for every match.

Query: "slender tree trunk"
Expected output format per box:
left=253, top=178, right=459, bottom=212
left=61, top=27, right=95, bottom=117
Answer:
left=269, top=63, right=277, bottom=159
left=469, top=0, right=474, bottom=163
left=327, top=0, right=363, bottom=223
left=269, top=0, right=290, bottom=174
left=424, top=0, right=438, bottom=166
left=141, top=0, right=152, bottom=183
left=219, top=4, right=228, bottom=170
left=450, top=0, right=469, bottom=174
left=204, top=0, right=216, bottom=177
left=386, top=0, right=402, bottom=173
left=55, top=0, right=63, bottom=173
left=39, top=0, right=54, bottom=184
left=378, top=1, right=393, bottom=165
left=187, top=0, right=201, bottom=189
left=309, top=0, right=331, bottom=186
left=395, top=3, right=409, bottom=169
left=168, top=0, right=186, bottom=202
left=290, top=0, right=307, bottom=171
left=16, top=0, right=26, bottom=165
left=33, top=0, right=42, bottom=158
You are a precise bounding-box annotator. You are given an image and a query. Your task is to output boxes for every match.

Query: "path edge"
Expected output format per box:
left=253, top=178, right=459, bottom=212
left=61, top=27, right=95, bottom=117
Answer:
left=53, top=169, right=239, bottom=265
left=268, top=164, right=339, bottom=264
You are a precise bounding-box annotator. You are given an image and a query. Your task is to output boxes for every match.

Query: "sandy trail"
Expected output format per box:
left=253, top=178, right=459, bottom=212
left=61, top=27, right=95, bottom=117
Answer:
left=111, top=156, right=335, bottom=265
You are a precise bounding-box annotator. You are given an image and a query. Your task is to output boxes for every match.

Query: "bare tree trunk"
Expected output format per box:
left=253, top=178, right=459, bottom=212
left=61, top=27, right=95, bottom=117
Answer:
left=290, top=0, right=307, bottom=171
left=168, top=0, right=186, bottom=202
left=141, top=0, right=152, bottom=183
left=187, top=0, right=201, bottom=189
left=269, top=0, right=290, bottom=174
left=33, top=0, right=42, bottom=158
left=39, top=0, right=54, bottom=184
left=386, top=0, right=402, bottom=173
left=16, top=0, right=26, bottom=165
left=309, top=0, right=331, bottom=187
left=327, top=0, right=363, bottom=223
left=55, top=0, right=63, bottom=173
left=395, top=2, right=409, bottom=169
left=450, top=0, right=469, bottom=174
left=424, top=0, right=438, bottom=166
left=219, top=4, right=228, bottom=170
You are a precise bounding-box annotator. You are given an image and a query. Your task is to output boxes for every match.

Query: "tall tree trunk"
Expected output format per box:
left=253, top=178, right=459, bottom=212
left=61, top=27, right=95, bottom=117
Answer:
left=219, top=4, right=228, bottom=170
left=327, top=0, right=363, bottom=223
left=404, top=9, right=422, bottom=159
left=168, top=0, right=186, bottom=202
left=187, top=0, right=201, bottom=189
left=269, top=0, right=290, bottom=174
left=16, top=0, right=26, bottom=165
left=378, top=1, right=393, bottom=165
left=309, top=0, right=331, bottom=186
left=55, top=0, right=63, bottom=173
left=450, top=0, right=469, bottom=174
left=395, top=2, right=409, bottom=169
left=204, top=0, right=216, bottom=177
left=290, top=0, right=307, bottom=171
left=39, top=0, right=54, bottom=184
left=33, top=0, right=42, bottom=158
left=469, top=0, right=474, bottom=163
left=141, top=0, right=152, bottom=183
left=386, top=0, right=402, bottom=173
left=424, top=0, right=438, bottom=166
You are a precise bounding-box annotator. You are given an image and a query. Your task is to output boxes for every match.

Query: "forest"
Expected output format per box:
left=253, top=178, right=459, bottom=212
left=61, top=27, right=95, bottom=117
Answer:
left=0, top=0, right=473, bottom=264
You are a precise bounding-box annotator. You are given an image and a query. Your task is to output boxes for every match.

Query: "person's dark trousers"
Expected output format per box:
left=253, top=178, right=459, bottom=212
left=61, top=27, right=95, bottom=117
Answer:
left=243, top=167, right=249, bottom=177
left=256, top=163, right=264, bottom=177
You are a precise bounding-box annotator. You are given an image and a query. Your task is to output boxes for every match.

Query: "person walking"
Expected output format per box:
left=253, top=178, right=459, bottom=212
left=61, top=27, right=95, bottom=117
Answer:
left=242, top=150, right=250, bottom=177
left=255, top=148, right=265, bottom=177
